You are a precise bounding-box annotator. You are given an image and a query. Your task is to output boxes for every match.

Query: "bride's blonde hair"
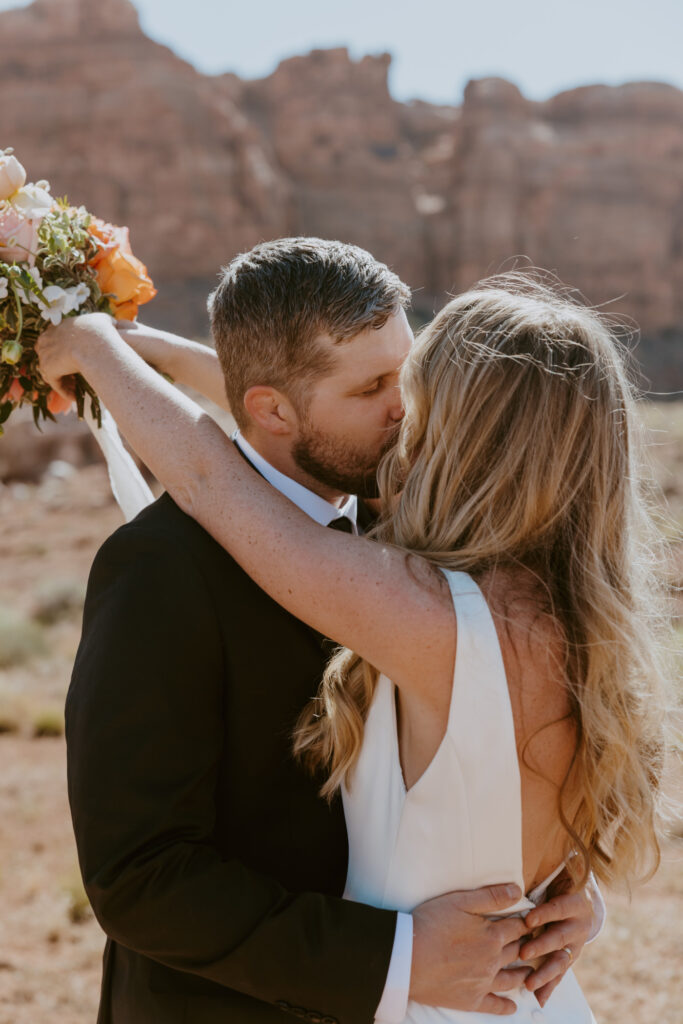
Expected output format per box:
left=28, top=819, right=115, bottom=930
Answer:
left=294, top=270, right=671, bottom=888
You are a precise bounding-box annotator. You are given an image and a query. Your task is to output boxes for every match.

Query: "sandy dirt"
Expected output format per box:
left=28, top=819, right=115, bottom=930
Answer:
left=0, top=403, right=681, bottom=1024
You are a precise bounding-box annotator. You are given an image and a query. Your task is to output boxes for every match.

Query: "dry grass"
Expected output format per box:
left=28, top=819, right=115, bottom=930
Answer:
left=0, top=404, right=680, bottom=1024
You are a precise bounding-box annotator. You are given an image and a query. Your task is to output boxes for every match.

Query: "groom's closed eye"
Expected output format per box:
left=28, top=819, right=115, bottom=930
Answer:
left=355, top=371, right=400, bottom=397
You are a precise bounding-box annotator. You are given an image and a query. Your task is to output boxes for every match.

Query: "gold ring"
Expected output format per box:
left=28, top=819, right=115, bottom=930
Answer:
left=562, top=946, right=573, bottom=964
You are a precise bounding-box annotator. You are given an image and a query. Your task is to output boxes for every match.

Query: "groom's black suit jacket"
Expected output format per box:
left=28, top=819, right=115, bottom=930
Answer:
left=66, top=491, right=396, bottom=1024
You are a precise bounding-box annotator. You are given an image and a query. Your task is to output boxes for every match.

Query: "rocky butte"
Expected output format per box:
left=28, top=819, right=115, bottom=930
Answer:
left=1, top=0, right=682, bottom=391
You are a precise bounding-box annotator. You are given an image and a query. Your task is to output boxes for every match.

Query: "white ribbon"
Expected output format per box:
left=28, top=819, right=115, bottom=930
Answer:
left=84, top=403, right=155, bottom=522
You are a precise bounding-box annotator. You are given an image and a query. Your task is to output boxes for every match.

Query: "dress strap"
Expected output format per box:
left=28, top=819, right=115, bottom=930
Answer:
left=439, top=569, right=526, bottom=891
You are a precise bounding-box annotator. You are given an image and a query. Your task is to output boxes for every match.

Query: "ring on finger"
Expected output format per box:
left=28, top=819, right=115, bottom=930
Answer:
left=562, top=945, right=573, bottom=964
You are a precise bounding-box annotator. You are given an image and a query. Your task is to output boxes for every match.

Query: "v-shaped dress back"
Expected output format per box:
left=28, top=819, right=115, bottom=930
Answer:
left=342, top=570, right=595, bottom=1022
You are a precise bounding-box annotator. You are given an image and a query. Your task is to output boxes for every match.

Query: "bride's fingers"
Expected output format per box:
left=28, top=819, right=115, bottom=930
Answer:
left=524, top=891, right=586, bottom=931
left=524, top=948, right=572, bottom=992
left=492, top=966, right=533, bottom=992
left=520, top=917, right=583, bottom=960
left=532, top=974, right=565, bottom=1009
left=477, top=993, right=517, bottom=1015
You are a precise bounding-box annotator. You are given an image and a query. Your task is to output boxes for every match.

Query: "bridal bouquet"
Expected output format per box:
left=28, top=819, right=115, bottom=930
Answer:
left=0, top=148, right=156, bottom=435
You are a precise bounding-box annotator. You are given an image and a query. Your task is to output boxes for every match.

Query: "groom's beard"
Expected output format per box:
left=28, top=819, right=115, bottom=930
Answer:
left=292, top=423, right=399, bottom=499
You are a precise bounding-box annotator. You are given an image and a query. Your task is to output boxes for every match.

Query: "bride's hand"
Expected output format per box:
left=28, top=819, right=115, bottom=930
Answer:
left=36, top=312, right=118, bottom=397
left=521, top=884, right=596, bottom=1006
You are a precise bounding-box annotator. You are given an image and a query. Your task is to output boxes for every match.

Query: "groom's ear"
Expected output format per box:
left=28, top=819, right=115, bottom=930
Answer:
left=243, top=385, right=297, bottom=436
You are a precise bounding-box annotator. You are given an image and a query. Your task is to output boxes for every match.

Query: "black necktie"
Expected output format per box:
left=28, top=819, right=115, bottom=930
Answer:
left=327, top=517, right=354, bottom=534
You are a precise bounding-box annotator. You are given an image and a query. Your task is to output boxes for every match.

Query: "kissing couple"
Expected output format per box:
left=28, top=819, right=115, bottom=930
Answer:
left=37, top=239, right=665, bottom=1024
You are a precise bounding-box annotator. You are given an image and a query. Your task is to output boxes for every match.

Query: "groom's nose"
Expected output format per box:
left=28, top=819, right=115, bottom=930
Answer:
left=386, top=387, right=404, bottom=424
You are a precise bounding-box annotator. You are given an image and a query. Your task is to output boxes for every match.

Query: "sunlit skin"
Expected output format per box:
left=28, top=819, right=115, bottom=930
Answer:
left=241, top=308, right=413, bottom=505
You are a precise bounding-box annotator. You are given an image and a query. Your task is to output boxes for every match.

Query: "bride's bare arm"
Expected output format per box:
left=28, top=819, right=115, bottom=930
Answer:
left=115, top=320, right=231, bottom=412
left=37, top=314, right=454, bottom=707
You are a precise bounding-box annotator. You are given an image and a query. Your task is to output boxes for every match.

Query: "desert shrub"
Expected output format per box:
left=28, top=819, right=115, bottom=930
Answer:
left=32, top=708, right=64, bottom=738
left=0, top=711, right=19, bottom=735
left=63, top=876, right=91, bottom=924
left=31, top=579, right=86, bottom=626
left=0, top=605, right=46, bottom=667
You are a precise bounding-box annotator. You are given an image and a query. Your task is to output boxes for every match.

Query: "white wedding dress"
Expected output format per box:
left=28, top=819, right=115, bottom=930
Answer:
left=342, top=570, right=596, bottom=1023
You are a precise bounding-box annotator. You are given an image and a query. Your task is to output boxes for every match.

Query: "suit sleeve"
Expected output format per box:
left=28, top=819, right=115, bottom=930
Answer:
left=66, top=524, right=397, bottom=1023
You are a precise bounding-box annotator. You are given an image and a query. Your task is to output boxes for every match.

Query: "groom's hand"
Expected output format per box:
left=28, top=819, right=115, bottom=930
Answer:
left=410, top=884, right=531, bottom=1015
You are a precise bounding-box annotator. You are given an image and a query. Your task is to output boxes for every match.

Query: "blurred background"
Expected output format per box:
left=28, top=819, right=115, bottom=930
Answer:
left=0, top=1, right=681, bottom=1021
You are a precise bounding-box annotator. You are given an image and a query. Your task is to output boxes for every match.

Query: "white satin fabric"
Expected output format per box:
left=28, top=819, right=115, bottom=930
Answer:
left=85, top=404, right=154, bottom=522
left=342, top=570, right=596, bottom=1023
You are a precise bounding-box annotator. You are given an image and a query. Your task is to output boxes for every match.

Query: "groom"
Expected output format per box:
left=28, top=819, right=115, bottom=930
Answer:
left=65, top=238, right=600, bottom=1024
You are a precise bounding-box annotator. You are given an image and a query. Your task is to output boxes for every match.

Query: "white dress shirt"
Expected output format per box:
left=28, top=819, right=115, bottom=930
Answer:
left=234, top=431, right=412, bottom=1022
left=233, top=432, right=605, bottom=1019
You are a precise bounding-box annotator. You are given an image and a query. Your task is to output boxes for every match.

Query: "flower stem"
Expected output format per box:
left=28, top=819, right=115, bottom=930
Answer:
left=10, top=281, right=23, bottom=344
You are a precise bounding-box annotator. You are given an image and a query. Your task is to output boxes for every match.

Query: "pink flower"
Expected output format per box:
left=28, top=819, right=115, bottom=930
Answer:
left=0, top=203, right=41, bottom=264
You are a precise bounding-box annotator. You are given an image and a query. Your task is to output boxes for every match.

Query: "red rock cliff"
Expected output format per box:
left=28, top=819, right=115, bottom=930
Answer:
left=1, top=0, right=681, bottom=389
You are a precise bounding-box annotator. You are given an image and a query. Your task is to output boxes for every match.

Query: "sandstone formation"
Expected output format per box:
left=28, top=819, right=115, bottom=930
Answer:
left=1, top=0, right=292, bottom=335
left=1, top=0, right=681, bottom=392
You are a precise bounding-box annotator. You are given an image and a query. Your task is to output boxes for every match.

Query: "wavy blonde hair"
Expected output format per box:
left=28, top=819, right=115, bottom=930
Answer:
left=294, top=270, right=671, bottom=889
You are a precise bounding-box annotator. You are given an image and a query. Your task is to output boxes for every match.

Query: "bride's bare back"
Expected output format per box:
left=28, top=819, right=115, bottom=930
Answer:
left=395, top=565, right=577, bottom=896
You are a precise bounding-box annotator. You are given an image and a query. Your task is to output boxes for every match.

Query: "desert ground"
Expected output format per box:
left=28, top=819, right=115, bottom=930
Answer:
left=0, top=403, right=680, bottom=1024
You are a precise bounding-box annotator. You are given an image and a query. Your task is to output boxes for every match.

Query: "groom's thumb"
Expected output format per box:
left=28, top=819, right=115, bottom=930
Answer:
left=447, top=883, right=522, bottom=915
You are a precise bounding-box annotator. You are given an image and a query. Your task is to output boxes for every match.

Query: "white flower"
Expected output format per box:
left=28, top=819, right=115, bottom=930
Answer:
left=37, top=284, right=72, bottom=326
left=11, top=183, right=53, bottom=221
left=63, top=282, right=90, bottom=313
left=0, top=277, right=8, bottom=301
left=35, top=282, right=90, bottom=325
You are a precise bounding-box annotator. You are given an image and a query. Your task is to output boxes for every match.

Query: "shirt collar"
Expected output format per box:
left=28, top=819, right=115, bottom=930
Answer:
left=233, top=431, right=358, bottom=531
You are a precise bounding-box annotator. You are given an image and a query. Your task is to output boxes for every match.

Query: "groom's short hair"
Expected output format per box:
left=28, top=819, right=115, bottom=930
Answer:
left=207, top=237, right=411, bottom=429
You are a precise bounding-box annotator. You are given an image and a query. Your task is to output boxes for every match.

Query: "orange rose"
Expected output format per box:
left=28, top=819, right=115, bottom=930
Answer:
left=88, top=216, right=132, bottom=267
left=88, top=217, right=156, bottom=320
left=47, top=390, right=73, bottom=415
left=95, top=245, right=156, bottom=320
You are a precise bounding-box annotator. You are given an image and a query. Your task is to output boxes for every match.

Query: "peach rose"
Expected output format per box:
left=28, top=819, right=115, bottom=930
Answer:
left=0, top=155, right=26, bottom=202
left=88, top=216, right=132, bottom=267
left=89, top=218, right=156, bottom=319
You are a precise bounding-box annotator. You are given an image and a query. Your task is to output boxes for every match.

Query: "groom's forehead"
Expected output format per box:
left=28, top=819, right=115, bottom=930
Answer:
left=315, top=312, right=414, bottom=382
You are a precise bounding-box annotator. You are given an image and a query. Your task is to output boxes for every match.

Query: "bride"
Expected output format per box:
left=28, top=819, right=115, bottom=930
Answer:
left=36, top=271, right=667, bottom=1022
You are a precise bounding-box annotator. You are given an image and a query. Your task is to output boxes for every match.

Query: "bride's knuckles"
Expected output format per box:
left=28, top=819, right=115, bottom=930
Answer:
left=525, top=889, right=584, bottom=929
